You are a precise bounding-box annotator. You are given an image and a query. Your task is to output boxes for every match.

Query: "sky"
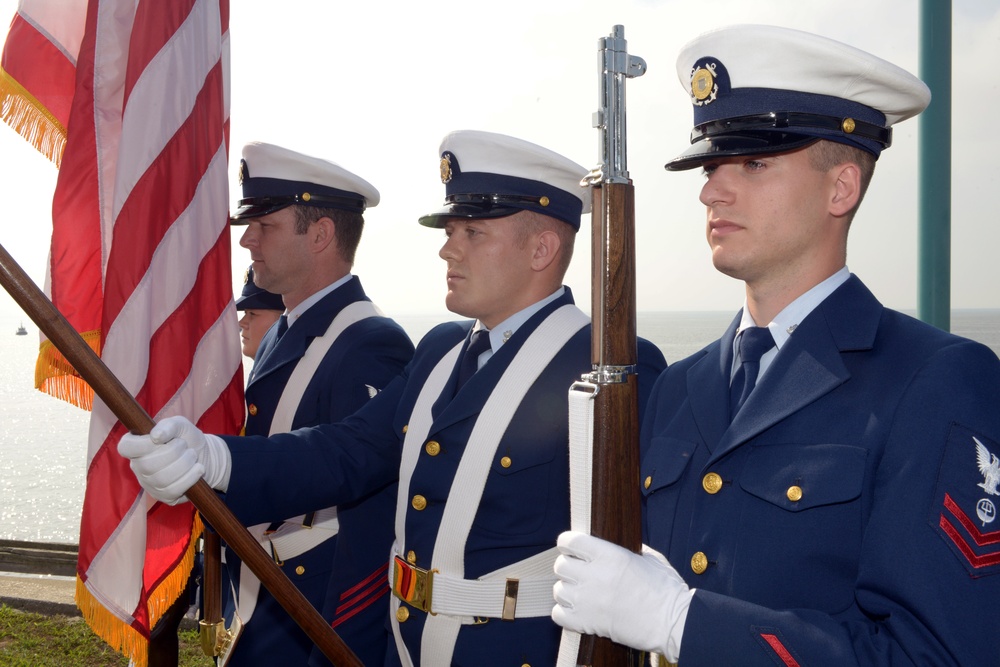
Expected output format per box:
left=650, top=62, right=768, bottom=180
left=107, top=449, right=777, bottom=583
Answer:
left=1, top=0, right=997, bottom=328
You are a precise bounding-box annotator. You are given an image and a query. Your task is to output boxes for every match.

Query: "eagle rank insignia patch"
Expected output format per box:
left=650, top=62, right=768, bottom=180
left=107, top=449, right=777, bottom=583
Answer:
left=931, top=424, right=1000, bottom=576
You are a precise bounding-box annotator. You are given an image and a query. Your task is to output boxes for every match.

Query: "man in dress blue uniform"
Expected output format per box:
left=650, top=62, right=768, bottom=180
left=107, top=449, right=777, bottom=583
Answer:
left=219, top=142, right=414, bottom=665
left=235, top=265, right=284, bottom=359
left=118, top=130, right=666, bottom=666
left=552, top=25, right=1000, bottom=666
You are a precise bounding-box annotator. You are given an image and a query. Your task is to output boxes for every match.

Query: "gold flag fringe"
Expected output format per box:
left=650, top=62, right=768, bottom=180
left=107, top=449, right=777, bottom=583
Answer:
left=35, top=331, right=101, bottom=411
left=0, top=67, right=67, bottom=167
left=75, top=514, right=204, bottom=667
left=147, top=513, right=204, bottom=631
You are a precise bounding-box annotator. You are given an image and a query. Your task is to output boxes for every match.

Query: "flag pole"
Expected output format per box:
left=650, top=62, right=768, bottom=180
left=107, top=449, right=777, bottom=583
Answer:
left=0, top=242, right=362, bottom=667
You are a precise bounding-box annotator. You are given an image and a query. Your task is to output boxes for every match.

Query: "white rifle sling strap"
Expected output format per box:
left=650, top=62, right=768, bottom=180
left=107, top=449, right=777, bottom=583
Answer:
left=389, top=304, right=589, bottom=667
left=556, top=380, right=599, bottom=667
left=234, top=300, right=382, bottom=629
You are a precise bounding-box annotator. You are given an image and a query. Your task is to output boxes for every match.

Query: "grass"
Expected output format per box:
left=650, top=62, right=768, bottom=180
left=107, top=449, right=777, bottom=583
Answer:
left=0, top=605, right=214, bottom=667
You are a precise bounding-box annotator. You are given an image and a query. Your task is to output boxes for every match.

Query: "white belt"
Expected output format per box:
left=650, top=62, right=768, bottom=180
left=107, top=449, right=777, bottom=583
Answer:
left=390, top=545, right=558, bottom=621
left=232, top=506, right=339, bottom=626
left=259, top=506, right=340, bottom=564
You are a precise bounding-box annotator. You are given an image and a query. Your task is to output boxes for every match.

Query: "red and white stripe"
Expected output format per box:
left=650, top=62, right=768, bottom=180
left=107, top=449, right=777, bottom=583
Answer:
left=3, top=1, right=244, bottom=664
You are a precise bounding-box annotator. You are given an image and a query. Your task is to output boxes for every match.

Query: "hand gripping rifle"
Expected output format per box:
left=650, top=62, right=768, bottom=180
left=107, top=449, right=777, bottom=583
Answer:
left=0, top=244, right=362, bottom=667
left=569, top=25, right=646, bottom=667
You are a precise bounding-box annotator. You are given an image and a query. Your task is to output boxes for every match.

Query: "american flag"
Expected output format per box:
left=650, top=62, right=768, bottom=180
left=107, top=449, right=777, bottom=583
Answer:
left=1, top=1, right=245, bottom=664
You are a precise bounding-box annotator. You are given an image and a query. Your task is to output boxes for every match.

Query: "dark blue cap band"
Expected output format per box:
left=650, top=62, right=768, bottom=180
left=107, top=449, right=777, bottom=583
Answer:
left=231, top=174, right=367, bottom=222
left=420, top=171, right=583, bottom=229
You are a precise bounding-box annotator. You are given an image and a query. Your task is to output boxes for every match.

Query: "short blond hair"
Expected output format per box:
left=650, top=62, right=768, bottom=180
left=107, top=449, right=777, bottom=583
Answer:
left=807, top=140, right=876, bottom=222
left=511, top=210, right=576, bottom=277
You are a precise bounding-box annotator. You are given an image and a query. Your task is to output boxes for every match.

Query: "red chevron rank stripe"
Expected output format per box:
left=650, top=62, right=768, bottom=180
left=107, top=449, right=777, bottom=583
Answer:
left=940, top=493, right=1000, bottom=570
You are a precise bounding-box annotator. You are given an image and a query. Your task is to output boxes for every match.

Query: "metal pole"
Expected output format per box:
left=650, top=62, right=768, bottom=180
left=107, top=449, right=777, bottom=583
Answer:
left=918, top=0, right=951, bottom=330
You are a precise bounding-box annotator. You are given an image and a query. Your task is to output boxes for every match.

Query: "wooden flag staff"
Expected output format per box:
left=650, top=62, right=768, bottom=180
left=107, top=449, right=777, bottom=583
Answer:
left=0, top=242, right=361, bottom=667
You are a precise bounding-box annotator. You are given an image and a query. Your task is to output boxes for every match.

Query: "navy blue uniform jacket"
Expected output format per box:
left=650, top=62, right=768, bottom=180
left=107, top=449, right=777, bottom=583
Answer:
left=221, top=288, right=666, bottom=666
left=640, top=275, right=1000, bottom=666
left=225, top=276, right=413, bottom=666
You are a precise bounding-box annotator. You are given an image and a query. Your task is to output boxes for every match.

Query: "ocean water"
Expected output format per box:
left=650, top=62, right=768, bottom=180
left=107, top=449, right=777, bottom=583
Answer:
left=1, top=310, right=998, bottom=544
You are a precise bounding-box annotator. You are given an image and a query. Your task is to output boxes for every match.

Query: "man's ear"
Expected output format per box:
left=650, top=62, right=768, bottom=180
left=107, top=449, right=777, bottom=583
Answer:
left=830, top=162, right=862, bottom=218
left=531, top=229, right=561, bottom=272
left=310, top=216, right=337, bottom=254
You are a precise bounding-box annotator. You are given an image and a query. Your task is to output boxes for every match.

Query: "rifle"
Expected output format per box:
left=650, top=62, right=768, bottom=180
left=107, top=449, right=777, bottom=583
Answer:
left=572, top=25, right=646, bottom=667
left=0, top=243, right=362, bottom=667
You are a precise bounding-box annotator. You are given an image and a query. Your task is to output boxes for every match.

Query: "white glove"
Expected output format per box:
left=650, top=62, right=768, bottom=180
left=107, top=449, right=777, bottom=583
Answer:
left=552, top=530, right=694, bottom=663
left=117, top=415, right=232, bottom=505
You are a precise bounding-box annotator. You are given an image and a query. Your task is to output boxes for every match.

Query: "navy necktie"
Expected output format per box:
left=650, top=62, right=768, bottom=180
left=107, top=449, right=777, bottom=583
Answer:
left=456, top=329, right=491, bottom=389
left=274, top=314, right=289, bottom=340
left=729, top=326, right=775, bottom=419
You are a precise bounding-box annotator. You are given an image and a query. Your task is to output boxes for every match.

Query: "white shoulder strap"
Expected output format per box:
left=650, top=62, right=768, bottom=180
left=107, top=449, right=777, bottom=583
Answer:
left=388, top=304, right=589, bottom=667
left=269, top=300, right=381, bottom=435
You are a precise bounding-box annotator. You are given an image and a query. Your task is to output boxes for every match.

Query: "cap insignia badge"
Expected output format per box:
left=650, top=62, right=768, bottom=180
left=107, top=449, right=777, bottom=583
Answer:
left=239, top=158, right=249, bottom=185
left=440, top=155, right=453, bottom=184
left=976, top=437, right=1000, bottom=496
left=690, top=62, right=718, bottom=106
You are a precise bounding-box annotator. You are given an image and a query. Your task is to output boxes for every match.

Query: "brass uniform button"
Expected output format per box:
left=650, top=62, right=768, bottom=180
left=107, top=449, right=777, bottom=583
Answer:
left=691, top=551, right=708, bottom=575
left=644, top=475, right=652, bottom=489
left=295, top=565, right=305, bottom=575
left=402, top=424, right=408, bottom=434
left=406, top=550, right=417, bottom=564
left=787, top=485, right=803, bottom=502
left=425, top=441, right=441, bottom=456
left=412, top=495, right=427, bottom=511
left=522, top=663, right=531, bottom=667
left=396, top=606, right=409, bottom=623
left=500, top=456, right=512, bottom=468
left=248, top=403, right=257, bottom=416
left=702, top=472, right=723, bottom=494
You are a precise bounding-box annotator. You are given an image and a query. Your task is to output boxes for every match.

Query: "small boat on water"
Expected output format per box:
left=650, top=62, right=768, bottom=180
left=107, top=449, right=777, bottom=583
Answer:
left=15, top=322, right=27, bottom=336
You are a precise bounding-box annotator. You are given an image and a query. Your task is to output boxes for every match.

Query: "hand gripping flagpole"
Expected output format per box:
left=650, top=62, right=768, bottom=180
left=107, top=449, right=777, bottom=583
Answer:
left=0, top=242, right=363, bottom=667
left=561, top=25, right=646, bottom=667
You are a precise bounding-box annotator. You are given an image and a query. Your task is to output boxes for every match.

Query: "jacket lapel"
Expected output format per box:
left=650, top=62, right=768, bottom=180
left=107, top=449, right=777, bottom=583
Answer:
left=706, top=276, right=883, bottom=465
left=248, top=277, right=367, bottom=388
left=428, top=290, right=577, bottom=432
left=688, top=314, right=740, bottom=455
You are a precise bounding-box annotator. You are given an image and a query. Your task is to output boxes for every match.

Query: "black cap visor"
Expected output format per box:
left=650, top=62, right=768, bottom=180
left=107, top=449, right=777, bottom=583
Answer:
left=231, top=198, right=295, bottom=223
left=665, top=131, right=819, bottom=171
left=418, top=202, right=524, bottom=228
left=231, top=193, right=367, bottom=224
left=236, top=292, right=285, bottom=311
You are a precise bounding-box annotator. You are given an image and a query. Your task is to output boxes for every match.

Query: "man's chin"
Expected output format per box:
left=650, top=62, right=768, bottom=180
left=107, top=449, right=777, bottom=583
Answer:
left=444, top=295, right=472, bottom=319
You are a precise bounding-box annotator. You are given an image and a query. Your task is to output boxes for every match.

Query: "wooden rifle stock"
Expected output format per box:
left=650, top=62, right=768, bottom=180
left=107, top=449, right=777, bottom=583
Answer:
left=0, top=242, right=362, bottom=667
left=577, top=25, right=646, bottom=667
left=576, top=181, right=643, bottom=667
